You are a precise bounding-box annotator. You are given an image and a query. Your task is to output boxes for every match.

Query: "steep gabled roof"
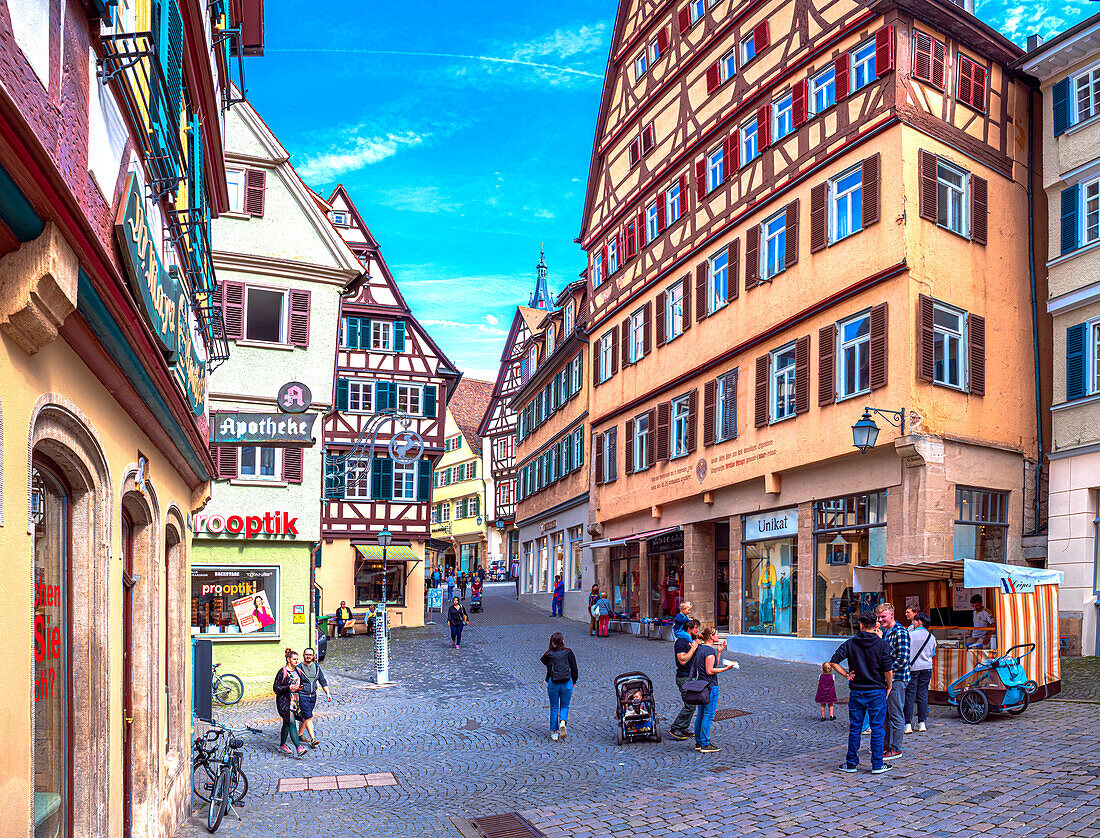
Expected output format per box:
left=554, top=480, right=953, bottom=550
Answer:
left=328, top=184, right=381, bottom=250
left=449, top=378, right=494, bottom=451
left=477, top=307, right=531, bottom=437
left=518, top=305, right=549, bottom=334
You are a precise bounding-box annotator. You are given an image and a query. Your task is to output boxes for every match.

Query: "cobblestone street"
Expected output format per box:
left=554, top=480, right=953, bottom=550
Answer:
left=177, top=584, right=1100, bottom=838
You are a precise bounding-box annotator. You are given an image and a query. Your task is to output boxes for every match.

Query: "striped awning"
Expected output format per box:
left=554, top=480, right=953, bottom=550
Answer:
left=353, top=544, right=420, bottom=562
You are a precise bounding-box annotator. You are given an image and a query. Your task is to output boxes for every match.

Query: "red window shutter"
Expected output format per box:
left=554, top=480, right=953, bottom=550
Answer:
left=600, top=244, right=609, bottom=275
left=745, top=225, right=760, bottom=289
left=657, top=27, right=669, bottom=53
left=678, top=6, right=691, bottom=35
left=862, top=153, right=881, bottom=227
left=757, top=104, right=771, bottom=147
left=876, top=25, right=895, bottom=75
left=656, top=402, right=671, bottom=461
left=681, top=274, right=692, bottom=333
left=932, top=38, right=946, bottom=89
left=706, top=61, right=721, bottom=94
left=620, top=319, right=631, bottom=367
left=869, top=302, right=888, bottom=391
left=726, top=129, right=739, bottom=173
left=595, top=432, right=605, bottom=485
left=283, top=448, right=304, bottom=483
left=793, top=79, right=808, bottom=127
left=625, top=419, right=635, bottom=476
left=643, top=301, right=652, bottom=355
left=642, top=123, right=656, bottom=154
left=616, top=229, right=624, bottom=266
left=222, top=280, right=245, bottom=340
left=913, top=31, right=933, bottom=84
left=785, top=199, right=799, bottom=268
left=637, top=210, right=646, bottom=247
left=208, top=439, right=219, bottom=478
left=703, top=379, right=717, bottom=447
left=656, top=290, right=667, bottom=347
left=918, top=149, right=938, bottom=222
left=245, top=168, right=266, bottom=216
left=968, top=313, right=985, bottom=396
left=972, top=63, right=987, bottom=112
left=794, top=334, right=810, bottom=415
left=810, top=181, right=828, bottom=253
left=754, top=355, right=769, bottom=427
left=957, top=57, right=973, bottom=108
left=628, top=137, right=641, bottom=167
left=971, top=174, right=988, bottom=245
left=288, top=288, right=310, bottom=347
left=686, top=388, right=698, bottom=454
left=695, top=157, right=707, bottom=197
left=818, top=324, right=836, bottom=406
left=695, top=261, right=708, bottom=321
left=834, top=54, right=849, bottom=101
left=754, top=20, right=769, bottom=50
left=729, top=238, right=740, bottom=301
left=917, top=294, right=935, bottom=382
left=656, top=194, right=667, bottom=231
left=218, top=445, right=239, bottom=480
left=679, top=172, right=689, bottom=206
left=646, top=408, right=657, bottom=464
left=625, top=221, right=637, bottom=258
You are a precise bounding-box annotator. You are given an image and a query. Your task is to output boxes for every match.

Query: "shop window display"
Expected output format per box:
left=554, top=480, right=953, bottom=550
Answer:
left=611, top=544, right=640, bottom=619
left=743, top=542, right=797, bottom=634
left=648, top=531, right=685, bottom=618
left=191, top=566, right=280, bottom=635
left=354, top=560, right=406, bottom=608
left=812, top=491, right=887, bottom=637
left=953, top=487, right=1008, bottom=562
left=569, top=527, right=583, bottom=590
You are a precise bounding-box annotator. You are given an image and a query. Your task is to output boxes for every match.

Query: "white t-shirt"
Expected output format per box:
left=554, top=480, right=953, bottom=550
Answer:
left=971, top=608, right=995, bottom=642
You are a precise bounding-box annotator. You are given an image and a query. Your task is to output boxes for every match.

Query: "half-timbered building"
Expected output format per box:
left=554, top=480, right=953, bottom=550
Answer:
left=318, top=188, right=460, bottom=628
left=581, top=0, right=1046, bottom=657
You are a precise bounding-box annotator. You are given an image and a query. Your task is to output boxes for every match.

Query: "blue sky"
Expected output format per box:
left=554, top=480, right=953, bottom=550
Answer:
left=246, top=0, right=1094, bottom=381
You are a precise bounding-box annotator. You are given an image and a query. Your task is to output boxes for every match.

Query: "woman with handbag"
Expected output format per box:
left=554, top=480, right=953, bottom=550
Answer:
left=688, top=626, right=737, bottom=754
left=905, top=612, right=937, bottom=733
left=588, top=584, right=601, bottom=635
left=594, top=591, right=612, bottom=637
left=273, top=648, right=307, bottom=757
left=296, top=646, right=332, bottom=748
left=448, top=597, right=469, bottom=649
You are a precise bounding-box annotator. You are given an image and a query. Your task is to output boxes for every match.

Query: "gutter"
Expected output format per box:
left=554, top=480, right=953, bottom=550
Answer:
left=1025, top=84, right=1045, bottom=537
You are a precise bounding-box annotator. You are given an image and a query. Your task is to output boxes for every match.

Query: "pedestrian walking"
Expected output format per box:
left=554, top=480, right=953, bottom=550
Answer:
left=672, top=601, right=693, bottom=640
left=669, top=618, right=701, bottom=740
left=431, top=567, right=442, bottom=589
left=459, top=572, right=468, bottom=600
left=448, top=596, right=468, bottom=649
left=477, top=565, right=486, bottom=584
left=816, top=662, right=837, bottom=720
left=334, top=601, right=353, bottom=638
left=588, top=584, right=600, bottom=636
left=829, top=612, right=894, bottom=774
left=540, top=631, right=578, bottom=741
left=905, top=611, right=937, bottom=733
left=446, top=571, right=456, bottom=603
left=594, top=591, right=612, bottom=637
left=273, top=648, right=307, bottom=757
left=295, top=647, right=332, bottom=747
left=691, top=626, right=737, bottom=754
left=876, top=602, right=910, bottom=760
left=514, top=566, right=520, bottom=600
left=551, top=574, right=565, bottom=617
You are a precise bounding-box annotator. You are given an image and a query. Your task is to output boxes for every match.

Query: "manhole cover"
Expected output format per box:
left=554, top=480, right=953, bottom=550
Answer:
left=470, top=813, right=546, bottom=837
left=708, top=765, right=732, bottom=773
left=714, top=708, right=752, bottom=721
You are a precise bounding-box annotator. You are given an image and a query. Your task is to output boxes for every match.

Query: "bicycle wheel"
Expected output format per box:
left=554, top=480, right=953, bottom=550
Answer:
left=213, top=674, right=244, bottom=706
left=207, top=768, right=229, bottom=832
left=230, top=766, right=248, bottom=804
left=191, top=758, right=216, bottom=802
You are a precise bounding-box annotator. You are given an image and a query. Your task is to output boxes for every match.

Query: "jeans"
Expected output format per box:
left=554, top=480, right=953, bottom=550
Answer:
left=694, top=683, right=719, bottom=747
left=450, top=623, right=463, bottom=646
left=672, top=675, right=697, bottom=733
left=548, top=680, right=573, bottom=730
left=447, top=585, right=454, bottom=602
left=886, top=679, right=907, bottom=752
left=905, top=669, right=932, bottom=724
left=551, top=596, right=563, bottom=616
left=846, top=688, right=887, bottom=769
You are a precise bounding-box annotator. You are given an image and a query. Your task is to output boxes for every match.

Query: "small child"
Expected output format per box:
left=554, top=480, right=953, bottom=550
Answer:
left=624, top=688, right=646, bottom=717
left=816, top=661, right=837, bottom=720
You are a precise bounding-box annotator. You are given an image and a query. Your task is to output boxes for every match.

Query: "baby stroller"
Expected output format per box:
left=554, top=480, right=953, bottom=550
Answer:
left=614, top=671, right=661, bottom=745
left=948, top=643, right=1039, bottom=724
left=469, top=590, right=483, bottom=613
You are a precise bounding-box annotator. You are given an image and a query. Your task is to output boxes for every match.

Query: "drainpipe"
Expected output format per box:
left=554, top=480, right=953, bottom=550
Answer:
left=1026, top=85, right=1045, bottom=536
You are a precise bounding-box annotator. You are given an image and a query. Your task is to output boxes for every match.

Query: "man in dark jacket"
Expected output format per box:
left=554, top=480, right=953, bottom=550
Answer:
left=829, top=612, right=894, bottom=774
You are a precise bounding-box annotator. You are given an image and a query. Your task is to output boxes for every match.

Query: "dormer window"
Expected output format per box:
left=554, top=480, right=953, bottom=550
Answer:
left=565, top=302, right=574, bottom=335
left=331, top=211, right=349, bottom=226
left=529, top=347, right=538, bottom=373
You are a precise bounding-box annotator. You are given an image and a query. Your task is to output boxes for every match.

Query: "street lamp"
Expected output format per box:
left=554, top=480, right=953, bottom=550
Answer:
left=376, top=527, right=392, bottom=685
left=851, top=407, right=906, bottom=454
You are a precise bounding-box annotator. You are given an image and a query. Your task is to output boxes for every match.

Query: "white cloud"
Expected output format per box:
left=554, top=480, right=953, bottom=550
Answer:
left=296, top=130, right=426, bottom=182
left=512, top=24, right=607, bottom=62
left=485, top=313, right=499, bottom=326
left=379, top=185, right=460, bottom=214
left=979, top=0, right=1083, bottom=45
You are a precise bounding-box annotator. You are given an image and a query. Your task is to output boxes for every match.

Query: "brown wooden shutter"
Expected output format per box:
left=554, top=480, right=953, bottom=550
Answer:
left=834, top=54, right=849, bottom=101
left=677, top=6, right=691, bottom=34
left=681, top=275, right=692, bottom=332
left=754, top=355, right=770, bottom=427
left=222, top=280, right=245, bottom=340
left=703, top=379, right=717, bottom=447
left=757, top=104, right=771, bottom=148
left=656, top=28, right=669, bottom=53
left=695, top=157, right=707, bottom=197
left=862, top=153, right=881, bottom=228
left=595, top=432, right=605, bottom=485
left=643, top=301, right=652, bottom=355
left=641, top=123, right=656, bottom=154
left=971, top=174, right=988, bottom=245
left=646, top=408, right=657, bottom=464
left=932, top=38, right=946, bottom=89
left=818, top=324, right=836, bottom=406
left=917, top=294, right=935, bottom=382
left=696, top=261, right=708, bottom=321
left=721, top=369, right=738, bottom=440
left=656, top=290, right=667, bottom=347
left=628, top=137, right=641, bottom=168
left=746, top=225, right=760, bottom=289
left=208, top=427, right=219, bottom=478
left=870, top=302, right=888, bottom=391
left=620, top=318, right=631, bottom=367
left=288, top=288, right=310, bottom=347
left=794, top=335, right=811, bottom=415
left=876, top=25, right=895, bottom=75
left=706, top=61, right=721, bottom=94
left=686, top=388, right=698, bottom=453
left=810, top=182, right=828, bottom=252
left=592, top=342, right=601, bottom=385
left=625, top=419, right=635, bottom=475
left=918, top=149, right=938, bottom=222
left=656, top=402, right=671, bottom=461
left=656, top=194, right=667, bottom=231
left=607, top=427, right=617, bottom=481
left=610, top=331, right=619, bottom=376
left=785, top=199, right=799, bottom=268
left=726, top=129, right=740, bottom=173
left=729, top=238, right=740, bottom=301
left=968, top=313, right=985, bottom=396
left=283, top=447, right=304, bottom=483
left=793, top=79, right=808, bottom=127
left=218, top=445, right=239, bottom=480
left=754, top=20, right=769, bottom=50
left=245, top=168, right=266, bottom=216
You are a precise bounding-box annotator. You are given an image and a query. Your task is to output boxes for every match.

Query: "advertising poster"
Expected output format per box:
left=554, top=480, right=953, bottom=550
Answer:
left=233, top=590, right=276, bottom=634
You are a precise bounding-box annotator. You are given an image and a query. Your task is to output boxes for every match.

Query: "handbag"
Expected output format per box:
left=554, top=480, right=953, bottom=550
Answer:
left=590, top=603, right=601, bottom=618
left=682, top=651, right=712, bottom=706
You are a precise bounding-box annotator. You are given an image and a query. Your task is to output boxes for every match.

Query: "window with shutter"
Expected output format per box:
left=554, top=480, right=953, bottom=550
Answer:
left=869, top=302, right=888, bottom=391
left=875, top=25, right=895, bottom=76
left=283, top=448, right=303, bottom=484
left=288, top=289, right=310, bottom=347
left=912, top=31, right=945, bottom=88
left=606, top=428, right=618, bottom=482
left=218, top=445, right=239, bottom=480
left=595, top=432, right=605, bottom=485
left=656, top=402, right=671, bottom=461
left=967, top=313, right=985, bottom=396
left=862, top=154, right=881, bottom=228
left=222, top=281, right=245, bottom=340
left=643, top=302, right=653, bottom=355
left=1062, top=184, right=1080, bottom=256
left=957, top=54, right=987, bottom=112
left=1053, top=77, right=1071, bottom=136
left=677, top=6, right=691, bottom=35
left=794, top=335, right=810, bottom=415
left=754, top=355, right=769, bottom=427
left=810, top=182, right=828, bottom=253
left=642, top=123, right=656, bottom=154
left=918, top=149, right=939, bottom=223
left=1066, top=322, right=1089, bottom=401
left=834, top=54, right=849, bottom=101
left=745, top=225, right=760, bottom=289
left=686, top=388, right=698, bottom=454
left=656, top=289, right=667, bottom=348
left=793, top=79, right=808, bottom=127
left=785, top=199, right=799, bottom=268
left=245, top=169, right=266, bottom=216
left=625, top=418, right=635, bottom=475
left=719, top=370, right=738, bottom=441
left=753, top=20, right=769, bottom=51
left=629, top=137, right=641, bottom=168
left=818, top=324, right=836, bottom=406
left=696, top=262, right=708, bottom=321
left=703, top=379, right=716, bottom=447
left=706, top=61, right=721, bottom=94
left=970, top=175, right=988, bottom=246
left=916, top=294, right=935, bottom=382
left=695, top=157, right=707, bottom=198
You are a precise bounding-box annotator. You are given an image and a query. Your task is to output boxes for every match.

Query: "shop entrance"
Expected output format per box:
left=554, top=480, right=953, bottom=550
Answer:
left=121, top=511, right=135, bottom=838
left=647, top=531, right=684, bottom=619
left=742, top=508, right=798, bottom=636
left=715, top=523, right=730, bottom=633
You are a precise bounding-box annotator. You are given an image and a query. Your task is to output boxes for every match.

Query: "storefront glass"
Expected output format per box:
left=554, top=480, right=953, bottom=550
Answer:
left=460, top=543, right=477, bottom=572
left=813, top=491, right=887, bottom=637
left=552, top=531, right=565, bottom=585
left=648, top=531, right=684, bottom=618
left=523, top=541, right=533, bottom=592
left=742, top=509, right=797, bottom=635
left=715, top=523, right=730, bottom=633
left=537, top=537, right=549, bottom=592
left=569, top=526, right=583, bottom=590
left=354, top=560, right=407, bottom=607
left=33, top=464, right=69, bottom=838
left=610, top=543, right=640, bottom=618
left=191, top=566, right=280, bottom=635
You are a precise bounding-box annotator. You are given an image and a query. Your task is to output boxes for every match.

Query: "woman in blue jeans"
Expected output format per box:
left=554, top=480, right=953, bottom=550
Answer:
left=539, top=632, right=578, bottom=741
left=693, top=626, right=738, bottom=753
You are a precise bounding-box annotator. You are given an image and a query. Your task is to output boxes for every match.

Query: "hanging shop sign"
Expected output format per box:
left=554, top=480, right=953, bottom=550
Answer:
left=277, top=382, right=313, bottom=414
left=212, top=413, right=317, bottom=446
left=114, top=174, right=206, bottom=416
left=389, top=429, right=424, bottom=464
left=743, top=508, right=799, bottom=542
left=647, top=530, right=684, bottom=553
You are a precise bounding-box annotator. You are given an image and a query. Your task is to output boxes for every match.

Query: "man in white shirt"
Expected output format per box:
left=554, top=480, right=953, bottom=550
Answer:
left=966, top=595, right=996, bottom=649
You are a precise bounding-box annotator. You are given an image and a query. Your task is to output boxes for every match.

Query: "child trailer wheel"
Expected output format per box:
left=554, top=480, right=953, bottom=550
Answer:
left=1006, top=692, right=1030, bottom=715
left=958, top=688, right=989, bottom=724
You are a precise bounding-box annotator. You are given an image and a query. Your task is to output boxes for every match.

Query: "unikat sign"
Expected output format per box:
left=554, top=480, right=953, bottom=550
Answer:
left=114, top=174, right=206, bottom=416
left=212, top=413, right=317, bottom=446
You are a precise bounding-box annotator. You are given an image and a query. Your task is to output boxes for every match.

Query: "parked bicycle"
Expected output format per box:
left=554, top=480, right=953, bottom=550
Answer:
left=191, top=719, right=260, bottom=832
left=212, top=662, right=244, bottom=706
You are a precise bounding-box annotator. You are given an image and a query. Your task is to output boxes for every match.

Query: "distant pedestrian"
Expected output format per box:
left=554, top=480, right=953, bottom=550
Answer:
left=905, top=612, right=937, bottom=733
left=471, top=576, right=483, bottom=599
left=273, top=648, right=307, bottom=757
left=669, top=618, right=701, bottom=740
left=448, top=597, right=468, bottom=649
left=540, top=631, right=578, bottom=741
left=296, top=647, right=332, bottom=748
left=588, top=584, right=600, bottom=636
left=829, top=612, right=894, bottom=774
left=514, top=566, right=520, bottom=599
left=446, top=572, right=456, bottom=603
left=816, top=661, right=837, bottom=720
left=876, top=602, right=910, bottom=760
left=551, top=574, right=565, bottom=617
left=672, top=601, right=693, bottom=640
left=594, top=591, right=612, bottom=636
left=477, top=565, right=486, bottom=584
left=692, top=626, right=737, bottom=754
left=335, top=601, right=352, bottom=638
left=459, top=572, right=468, bottom=600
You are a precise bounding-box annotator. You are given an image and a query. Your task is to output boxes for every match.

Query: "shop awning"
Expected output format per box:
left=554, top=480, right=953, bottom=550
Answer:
left=964, top=559, right=1063, bottom=589
left=353, top=544, right=420, bottom=562
left=863, top=560, right=964, bottom=581
left=586, top=525, right=681, bottom=549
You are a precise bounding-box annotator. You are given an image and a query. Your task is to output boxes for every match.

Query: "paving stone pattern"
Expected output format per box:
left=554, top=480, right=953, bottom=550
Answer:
left=176, top=584, right=1100, bottom=837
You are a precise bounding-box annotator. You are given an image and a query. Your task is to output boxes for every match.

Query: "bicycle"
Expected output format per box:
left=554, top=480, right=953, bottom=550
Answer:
left=212, top=662, right=244, bottom=706
left=191, top=720, right=260, bottom=832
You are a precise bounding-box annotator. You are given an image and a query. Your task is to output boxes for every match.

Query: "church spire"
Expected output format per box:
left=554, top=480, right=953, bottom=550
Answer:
left=529, top=245, right=551, bottom=311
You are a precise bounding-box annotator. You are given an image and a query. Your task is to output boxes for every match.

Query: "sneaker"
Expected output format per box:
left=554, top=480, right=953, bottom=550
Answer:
left=862, top=728, right=871, bottom=737
left=668, top=729, right=690, bottom=741
left=904, top=724, right=913, bottom=734
left=280, top=745, right=293, bottom=755
left=550, top=731, right=559, bottom=741
left=456, top=645, right=460, bottom=650
left=882, top=749, right=902, bottom=759
left=917, top=722, right=927, bottom=732
left=296, top=746, right=307, bottom=756
left=559, top=721, right=567, bottom=740
left=838, top=763, right=858, bottom=773
left=871, top=763, right=894, bottom=774
left=696, top=744, right=720, bottom=753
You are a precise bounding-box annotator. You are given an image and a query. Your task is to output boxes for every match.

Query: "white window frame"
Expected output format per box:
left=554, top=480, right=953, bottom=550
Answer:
left=572, top=354, right=582, bottom=392
left=936, top=158, right=970, bottom=238
left=371, top=320, right=394, bottom=352
left=546, top=328, right=555, bottom=357
left=648, top=38, right=661, bottom=63
left=396, top=383, right=422, bottom=415
left=932, top=301, right=967, bottom=390
left=721, top=49, right=737, bottom=83
left=830, top=164, right=864, bottom=244
left=771, top=343, right=797, bottom=422
left=851, top=40, right=876, bottom=92
left=331, top=210, right=349, bottom=227
left=1082, top=178, right=1100, bottom=247
left=607, top=237, right=620, bottom=273
left=565, top=302, right=575, bottom=335
left=716, top=373, right=735, bottom=442
left=244, top=286, right=288, bottom=344
left=811, top=65, right=836, bottom=115
left=393, top=462, right=417, bottom=501
left=238, top=446, right=282, bottom=481
left=741, top=33, right=756, bottom=64
left=773, top=91, right=794, bottom=140
left=689, top=0, right=705, bottom=23
left=707, top=145, right=725, bottom=193
left=599, top=331, right=614, bottom=383
left=666, top=280, right=685, bottom=342
left=1074, top=64, right=1100, bottom=125
left=666, top=182, right=682, bottom=224
left=837, top=312, right=871, bottom=400
left=741, top=115, right=759, bottom=163
left=646, top=201, right=660, bottom=242
left=634, top=412, right=650, bottom=471
left=708, top=247, right=728, bottom=314
left=629, top=307, right=645, bottom=363
left=634, top=52, right=647, bottom=80
left=593, top=253, right=605, bottom=288
left=226, top=168, right=246, bottom=213
left=762, top=211, right=786, bottom=280
left=440, top=501, right=450, bottom=522
left=347, top=380, right=374, bottom=414
left=345, top=457, right=371, bottom=499
left=670, top=395, right=690, bottom=458
left=602, top=429, right=617, bottom=482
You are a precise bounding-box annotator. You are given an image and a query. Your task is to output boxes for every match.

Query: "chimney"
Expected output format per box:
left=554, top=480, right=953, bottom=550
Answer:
left=1027, top=34, right=1044, bottom=52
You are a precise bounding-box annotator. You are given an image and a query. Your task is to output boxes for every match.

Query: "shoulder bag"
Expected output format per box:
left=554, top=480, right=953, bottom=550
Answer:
left=682, top=651, right=712, bottom=706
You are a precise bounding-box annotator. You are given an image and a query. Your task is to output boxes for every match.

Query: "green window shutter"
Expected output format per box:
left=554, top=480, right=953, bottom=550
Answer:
left=418, top=459, right=431, bottom=501
left=343, top=317, right=357, bottom=349
left=394, top=320, right=406, bottom=351
left=335, top=379, right=349, bottom=411
left=359, top=318, right=370, bottom=350
left=324, top=455, right=346, bottom=499
left=371, top=457, right=394, bottom=500
left=1067, top=323, right=1088, bottom=401
left=375, top=381, right=395, bottom=411
left=1062, top=184, right=1081, bottom=256
left=155, top=0, right=184, bottom=140
left=423, top=385, right=437, bottom=418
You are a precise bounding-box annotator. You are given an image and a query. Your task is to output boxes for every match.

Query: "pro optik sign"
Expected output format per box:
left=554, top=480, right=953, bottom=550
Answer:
left=195, top=511, right=300, bottom=538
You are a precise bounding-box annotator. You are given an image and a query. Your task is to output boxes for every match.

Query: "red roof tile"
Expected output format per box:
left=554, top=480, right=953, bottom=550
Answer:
left=449, top=378, right=494, bottom=451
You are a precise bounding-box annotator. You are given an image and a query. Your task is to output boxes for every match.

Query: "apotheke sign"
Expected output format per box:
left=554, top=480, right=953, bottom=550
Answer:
left=743, top=508, right=798, bottom=542
left=212, top=413, right=317, bottom=446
